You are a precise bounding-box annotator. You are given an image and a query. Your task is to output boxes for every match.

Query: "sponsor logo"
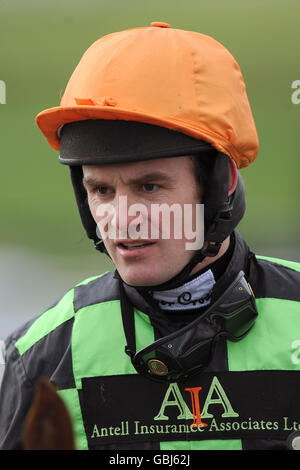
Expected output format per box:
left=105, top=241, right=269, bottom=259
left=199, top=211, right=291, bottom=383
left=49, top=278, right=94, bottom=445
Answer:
left=90, top=376, right=239, bottom=439
left=153, top=377, right=239, bottom=431
left=84, top=372, right=300, bottom=445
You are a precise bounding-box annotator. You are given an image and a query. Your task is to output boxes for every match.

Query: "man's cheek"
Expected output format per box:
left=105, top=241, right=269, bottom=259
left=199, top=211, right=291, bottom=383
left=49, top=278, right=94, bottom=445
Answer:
left=89, top=201, right=115, bottom=241
left=87, top=196, right=98, bottom=221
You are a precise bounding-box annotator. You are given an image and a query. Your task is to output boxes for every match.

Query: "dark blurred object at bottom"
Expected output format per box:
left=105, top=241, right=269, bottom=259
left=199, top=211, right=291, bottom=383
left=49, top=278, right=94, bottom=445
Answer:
left=22, top=377, right=75, bottom=450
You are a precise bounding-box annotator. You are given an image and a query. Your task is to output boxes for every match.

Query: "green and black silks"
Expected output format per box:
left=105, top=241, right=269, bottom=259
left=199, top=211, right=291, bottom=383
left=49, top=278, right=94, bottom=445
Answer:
left=1, top=232, right=300, bottom=451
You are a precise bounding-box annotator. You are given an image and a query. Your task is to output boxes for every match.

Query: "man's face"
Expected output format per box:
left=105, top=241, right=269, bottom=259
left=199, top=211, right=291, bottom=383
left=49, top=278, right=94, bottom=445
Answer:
left=83, top=156, right=202, bottom=286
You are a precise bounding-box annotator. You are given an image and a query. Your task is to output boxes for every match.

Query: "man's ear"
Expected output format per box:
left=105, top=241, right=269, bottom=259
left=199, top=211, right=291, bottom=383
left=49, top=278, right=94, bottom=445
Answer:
left=228, top=158, right=238, bottom=196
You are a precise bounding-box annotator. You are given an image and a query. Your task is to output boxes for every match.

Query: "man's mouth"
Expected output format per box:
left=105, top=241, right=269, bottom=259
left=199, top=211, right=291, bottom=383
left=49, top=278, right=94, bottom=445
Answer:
left=118, top=241, right=156, bottom=250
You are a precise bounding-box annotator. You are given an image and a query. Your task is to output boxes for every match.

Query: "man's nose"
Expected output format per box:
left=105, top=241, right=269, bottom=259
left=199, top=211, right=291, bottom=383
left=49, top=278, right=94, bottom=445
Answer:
left=113, top=193, right=147, bottom=238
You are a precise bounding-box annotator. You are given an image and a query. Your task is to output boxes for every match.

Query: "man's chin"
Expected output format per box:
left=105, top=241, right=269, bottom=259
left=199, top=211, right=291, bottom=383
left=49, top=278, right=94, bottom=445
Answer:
left=118, top=270, right=170, bottom=288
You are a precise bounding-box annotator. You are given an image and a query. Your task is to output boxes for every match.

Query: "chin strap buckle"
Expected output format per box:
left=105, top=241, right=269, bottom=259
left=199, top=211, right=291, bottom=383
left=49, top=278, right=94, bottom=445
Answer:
left=201, top=240, right=222, bottom=258
left=125, top=346, right=135, bottom=359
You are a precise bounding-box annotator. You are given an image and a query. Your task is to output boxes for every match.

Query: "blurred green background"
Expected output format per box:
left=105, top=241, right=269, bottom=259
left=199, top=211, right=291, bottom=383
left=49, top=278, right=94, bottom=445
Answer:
left=0, top=0, right=299, bottom=337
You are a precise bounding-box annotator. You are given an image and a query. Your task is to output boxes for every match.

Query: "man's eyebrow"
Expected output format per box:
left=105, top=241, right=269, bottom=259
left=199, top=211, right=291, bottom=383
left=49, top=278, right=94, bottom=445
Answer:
left=82, top=171, right=175, bottom=188
left=126, top=172, right=175, bottom=185
left=82, top=176, right=105, bottom=189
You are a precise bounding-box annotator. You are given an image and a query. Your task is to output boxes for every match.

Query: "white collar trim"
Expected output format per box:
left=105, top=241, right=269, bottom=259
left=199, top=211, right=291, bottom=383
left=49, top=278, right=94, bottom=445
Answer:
left=151, top=269, right=216, bottom=311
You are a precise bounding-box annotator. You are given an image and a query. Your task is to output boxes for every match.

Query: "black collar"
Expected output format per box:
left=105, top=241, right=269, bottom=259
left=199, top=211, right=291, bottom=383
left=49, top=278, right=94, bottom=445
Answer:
left=123, top=231, right=252, bottom=317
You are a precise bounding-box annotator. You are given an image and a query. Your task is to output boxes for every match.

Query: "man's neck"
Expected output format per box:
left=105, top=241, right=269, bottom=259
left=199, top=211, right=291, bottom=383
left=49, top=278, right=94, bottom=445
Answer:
left=190, top=236, right=231, bottom=277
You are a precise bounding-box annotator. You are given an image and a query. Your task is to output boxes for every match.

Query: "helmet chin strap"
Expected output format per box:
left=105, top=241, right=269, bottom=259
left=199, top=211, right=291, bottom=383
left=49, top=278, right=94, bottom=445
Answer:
left=141, top=251, right=206, bottom=291
left=113, top=240, right=222, bottom=292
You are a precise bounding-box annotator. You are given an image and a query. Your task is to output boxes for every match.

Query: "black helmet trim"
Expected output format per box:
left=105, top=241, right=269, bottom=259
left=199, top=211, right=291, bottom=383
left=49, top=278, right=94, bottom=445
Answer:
left=59, top=120, right=213, bottom=165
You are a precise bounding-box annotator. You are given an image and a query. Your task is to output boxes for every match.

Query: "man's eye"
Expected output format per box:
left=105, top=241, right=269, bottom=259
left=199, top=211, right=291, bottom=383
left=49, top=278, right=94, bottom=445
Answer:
left=142, top=183, right=158, bottom=192
left=97, top=186, right=109, bottom=195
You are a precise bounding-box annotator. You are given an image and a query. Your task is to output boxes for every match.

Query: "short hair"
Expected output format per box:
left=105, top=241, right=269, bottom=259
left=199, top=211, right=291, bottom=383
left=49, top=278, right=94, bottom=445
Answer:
left=189, top=152, right=216, bottom=200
